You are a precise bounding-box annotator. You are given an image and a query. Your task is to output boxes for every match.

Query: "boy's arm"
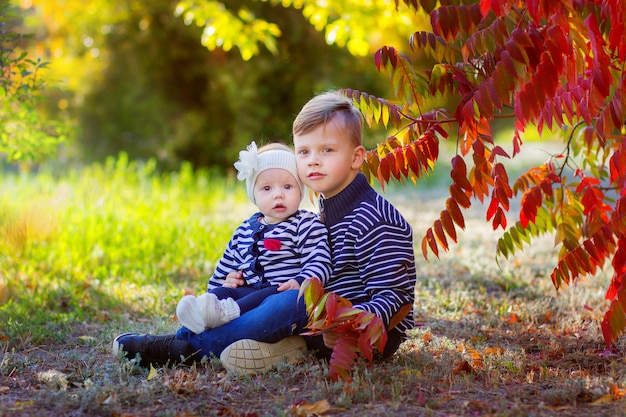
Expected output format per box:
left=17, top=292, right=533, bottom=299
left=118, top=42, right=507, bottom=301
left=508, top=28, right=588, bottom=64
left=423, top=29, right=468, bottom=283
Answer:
left=294, top=215, right=333, bottom=285
left=353, top=221, right=416, bottom=329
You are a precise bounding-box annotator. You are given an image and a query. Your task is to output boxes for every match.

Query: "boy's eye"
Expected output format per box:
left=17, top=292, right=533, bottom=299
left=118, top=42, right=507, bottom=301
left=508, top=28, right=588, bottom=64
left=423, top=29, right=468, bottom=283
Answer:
left=297, top=149, right=308, bottom=155
left=323, top=147, right=332, bottom=153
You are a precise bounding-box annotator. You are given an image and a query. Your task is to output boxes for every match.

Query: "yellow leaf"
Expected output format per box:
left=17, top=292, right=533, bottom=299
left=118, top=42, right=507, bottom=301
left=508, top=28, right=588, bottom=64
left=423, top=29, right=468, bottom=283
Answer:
left=484, top=347, right=505, bottom=355
left=286, top=399, right=344, bottom=416
left=591, top=394, right=613, bottom=405
left=147, top=363, right=159, bottom=381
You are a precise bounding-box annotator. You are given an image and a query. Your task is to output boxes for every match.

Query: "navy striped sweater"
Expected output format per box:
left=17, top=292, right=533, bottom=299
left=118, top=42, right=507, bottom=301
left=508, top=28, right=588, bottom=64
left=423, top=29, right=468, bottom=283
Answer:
left=320, top=173, right=416, bottom=336
left=208, top=210, right=332, bottom=290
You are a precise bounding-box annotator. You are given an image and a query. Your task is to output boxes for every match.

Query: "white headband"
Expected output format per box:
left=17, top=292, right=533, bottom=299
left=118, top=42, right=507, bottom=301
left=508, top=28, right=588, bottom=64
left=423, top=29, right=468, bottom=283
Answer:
left=234, top=141, right=304, bottom=204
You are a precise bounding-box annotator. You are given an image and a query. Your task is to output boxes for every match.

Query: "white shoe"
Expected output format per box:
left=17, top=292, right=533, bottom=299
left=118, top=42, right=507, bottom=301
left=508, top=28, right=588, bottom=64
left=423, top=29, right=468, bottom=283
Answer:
left=220, top=336, right=306, bottom=375
left=197, top=293, right=241, bottom=329
left=175, top=295, right=206, bottom=334
left=197, top=293, right=224, bottom=328
left=218, top=297, right=241, bottom=325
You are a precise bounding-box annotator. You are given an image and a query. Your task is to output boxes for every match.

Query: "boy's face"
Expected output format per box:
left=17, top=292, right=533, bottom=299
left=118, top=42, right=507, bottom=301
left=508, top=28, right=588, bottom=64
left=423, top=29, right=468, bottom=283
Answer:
left=293, top=121, right=365, bottom=198
left=253, top=168, right=301, bottom=224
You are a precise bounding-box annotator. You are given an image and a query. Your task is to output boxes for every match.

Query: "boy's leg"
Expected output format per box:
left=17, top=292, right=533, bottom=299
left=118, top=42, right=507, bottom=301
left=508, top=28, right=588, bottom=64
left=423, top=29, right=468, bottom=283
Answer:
left=114, top=289, right=308, bottom=367
left=178, top=289, right=308, bottom=358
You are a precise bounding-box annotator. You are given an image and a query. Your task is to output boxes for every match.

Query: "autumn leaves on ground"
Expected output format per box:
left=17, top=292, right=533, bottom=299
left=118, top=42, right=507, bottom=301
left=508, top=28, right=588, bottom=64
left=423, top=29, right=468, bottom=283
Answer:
left=1, top=156, right=626, bottom=416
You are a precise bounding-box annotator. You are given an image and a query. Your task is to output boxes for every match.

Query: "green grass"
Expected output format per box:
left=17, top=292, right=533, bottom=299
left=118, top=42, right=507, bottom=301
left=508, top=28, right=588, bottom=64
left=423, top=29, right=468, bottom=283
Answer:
left=0, top=153, right=249, bottom=344
left=2, top=151, right=626, bottom=417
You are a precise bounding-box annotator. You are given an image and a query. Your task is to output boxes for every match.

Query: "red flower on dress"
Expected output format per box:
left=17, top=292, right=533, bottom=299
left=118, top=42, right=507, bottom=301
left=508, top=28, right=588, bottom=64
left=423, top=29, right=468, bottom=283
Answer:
left=263, top=239, right=281, bottom=251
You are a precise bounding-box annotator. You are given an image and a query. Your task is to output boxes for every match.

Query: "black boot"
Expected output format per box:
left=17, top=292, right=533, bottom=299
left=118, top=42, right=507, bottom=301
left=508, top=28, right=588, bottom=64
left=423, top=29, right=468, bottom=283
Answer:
left=112, top=333, right=200, bottom=367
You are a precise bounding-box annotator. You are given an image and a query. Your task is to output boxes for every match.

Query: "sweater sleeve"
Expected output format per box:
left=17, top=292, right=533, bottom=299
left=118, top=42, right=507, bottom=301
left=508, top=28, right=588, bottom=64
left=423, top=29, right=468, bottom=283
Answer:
left=293, top=212, right=333, bottom=286
left=207, top=224, right=246, bottom=291
left=352, top=219, right=416, bottom=329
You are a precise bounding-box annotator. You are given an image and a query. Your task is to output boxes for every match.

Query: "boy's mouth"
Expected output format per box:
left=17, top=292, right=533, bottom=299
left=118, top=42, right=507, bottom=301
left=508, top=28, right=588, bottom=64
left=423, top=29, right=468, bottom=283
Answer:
left=308, top=172, right=324, bottom=179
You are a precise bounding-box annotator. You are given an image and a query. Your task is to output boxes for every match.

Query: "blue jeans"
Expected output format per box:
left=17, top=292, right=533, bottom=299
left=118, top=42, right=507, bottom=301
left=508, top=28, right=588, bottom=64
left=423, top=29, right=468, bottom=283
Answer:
left=175, top=289, right=308, bottom=358
left=210, top=283, right=279, bottom=315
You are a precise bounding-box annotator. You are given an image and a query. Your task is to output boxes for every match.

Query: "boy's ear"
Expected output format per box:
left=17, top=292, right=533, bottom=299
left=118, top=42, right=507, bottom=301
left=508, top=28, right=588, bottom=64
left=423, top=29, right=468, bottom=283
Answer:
left=351, top=145, right=366, bottom=169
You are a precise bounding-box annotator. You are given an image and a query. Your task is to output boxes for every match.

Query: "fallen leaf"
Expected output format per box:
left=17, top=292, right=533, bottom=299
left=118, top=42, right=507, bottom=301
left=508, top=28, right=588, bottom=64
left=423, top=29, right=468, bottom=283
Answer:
left=506, top=313, right=520, bottom=323
left=287, top=399, right=343, bottom=416
left=484, top=347, right=505, bottom=355
left=101, top=393, right=115, bottom=405
left=0, top=386, right=9, bottom=394
left=453, top=360, right=475, bottom=375
left=147, top=363, right=159, bottom=381
left=591, top=394, right=613, bottom=405
left=77, top=335, right=96, bottom=345
left=609, top=383, right=625, bottom=400
left=468, top=348, right=484, bottom=370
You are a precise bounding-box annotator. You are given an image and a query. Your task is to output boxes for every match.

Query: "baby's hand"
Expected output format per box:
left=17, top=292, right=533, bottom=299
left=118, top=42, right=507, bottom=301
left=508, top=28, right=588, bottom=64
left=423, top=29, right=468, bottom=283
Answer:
left=223, top=271, right=245, bottom=288
left=277, top=279, right=300, bottom=292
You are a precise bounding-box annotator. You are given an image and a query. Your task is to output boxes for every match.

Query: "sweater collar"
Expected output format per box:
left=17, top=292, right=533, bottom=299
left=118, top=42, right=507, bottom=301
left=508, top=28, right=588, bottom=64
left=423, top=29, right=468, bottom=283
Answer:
left=319, top=173, right=374, bottom=226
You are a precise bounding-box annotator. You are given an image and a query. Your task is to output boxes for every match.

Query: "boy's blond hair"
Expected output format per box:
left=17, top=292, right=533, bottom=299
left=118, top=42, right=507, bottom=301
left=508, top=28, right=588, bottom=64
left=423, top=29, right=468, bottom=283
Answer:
left=292, top=91, right=363, bottom=147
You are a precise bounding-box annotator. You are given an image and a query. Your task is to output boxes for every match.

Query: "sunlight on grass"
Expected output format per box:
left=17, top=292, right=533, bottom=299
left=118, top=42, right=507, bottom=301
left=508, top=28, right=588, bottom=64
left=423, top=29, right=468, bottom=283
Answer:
left=0, top=153, right=249, bottom=343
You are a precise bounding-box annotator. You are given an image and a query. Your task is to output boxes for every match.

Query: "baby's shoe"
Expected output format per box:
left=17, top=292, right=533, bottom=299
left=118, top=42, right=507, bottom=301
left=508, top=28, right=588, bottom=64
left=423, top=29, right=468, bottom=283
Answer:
left=176, top=295, right=206, bottom=334
left=197, top=293, right=224, bottom=328
left=217, top=297, right=241, bottom=325
left=197, top=293, right=241, bottom=328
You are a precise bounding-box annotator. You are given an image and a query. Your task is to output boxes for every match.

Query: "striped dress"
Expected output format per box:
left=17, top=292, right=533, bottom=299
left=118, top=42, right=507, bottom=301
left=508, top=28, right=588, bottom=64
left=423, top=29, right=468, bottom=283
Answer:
left=320, top=173, right=416, bottom=336
left=208, top=210, right=332, bottom=290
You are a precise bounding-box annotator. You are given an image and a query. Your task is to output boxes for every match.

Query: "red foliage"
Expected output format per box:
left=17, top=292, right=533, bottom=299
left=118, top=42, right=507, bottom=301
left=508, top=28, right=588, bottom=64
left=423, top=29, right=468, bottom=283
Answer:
left=372, top=0, right=626, bottom=347
left=297, top=278, right=387, bottom=381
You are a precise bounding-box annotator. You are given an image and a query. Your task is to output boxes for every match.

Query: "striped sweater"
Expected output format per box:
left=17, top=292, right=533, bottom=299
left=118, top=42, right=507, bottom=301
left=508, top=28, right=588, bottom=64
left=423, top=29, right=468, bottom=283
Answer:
left=208, top=210, right=332, bottom=290
left=320, top=173, right=416, bottom=336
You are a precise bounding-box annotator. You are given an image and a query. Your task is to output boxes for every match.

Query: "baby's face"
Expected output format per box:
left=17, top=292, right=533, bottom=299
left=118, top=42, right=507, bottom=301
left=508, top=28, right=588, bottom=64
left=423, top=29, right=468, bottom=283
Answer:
left=253, top=168, right=301, bottom=224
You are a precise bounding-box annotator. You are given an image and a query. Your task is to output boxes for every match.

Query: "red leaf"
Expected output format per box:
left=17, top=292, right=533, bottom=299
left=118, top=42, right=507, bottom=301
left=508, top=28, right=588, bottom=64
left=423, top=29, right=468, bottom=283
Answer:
left=440, top=209, right=458, bottom=243
left=450, top=155, right=472, bottom=191
left=446, top=197, right=466, bottom=229
left=422, top=228, right=439, bottom=258
left=450, top=183, right=471, bottom=209
left=433, top=219, right=448, bottom=250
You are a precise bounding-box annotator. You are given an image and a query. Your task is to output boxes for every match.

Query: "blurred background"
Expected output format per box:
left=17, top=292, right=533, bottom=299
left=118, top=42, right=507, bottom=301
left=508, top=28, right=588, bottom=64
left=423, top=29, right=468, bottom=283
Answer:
left=2, top=0, right=441, bottom=172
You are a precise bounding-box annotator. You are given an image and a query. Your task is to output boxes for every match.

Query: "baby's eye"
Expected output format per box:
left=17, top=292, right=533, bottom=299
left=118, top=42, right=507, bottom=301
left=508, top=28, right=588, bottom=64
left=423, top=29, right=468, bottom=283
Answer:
left=263, top=186, right=271, bottom=191
left=285, top=184, right=292, bottom=190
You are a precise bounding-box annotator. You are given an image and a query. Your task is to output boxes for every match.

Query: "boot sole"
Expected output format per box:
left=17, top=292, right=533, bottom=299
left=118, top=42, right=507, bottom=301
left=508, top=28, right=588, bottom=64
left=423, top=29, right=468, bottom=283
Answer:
left=220, top=336, right=306, bottom=375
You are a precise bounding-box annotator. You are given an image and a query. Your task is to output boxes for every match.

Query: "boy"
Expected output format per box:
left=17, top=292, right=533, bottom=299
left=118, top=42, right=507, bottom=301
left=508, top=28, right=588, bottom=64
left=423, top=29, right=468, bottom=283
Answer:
left=113, top=91, right=416, bottom=372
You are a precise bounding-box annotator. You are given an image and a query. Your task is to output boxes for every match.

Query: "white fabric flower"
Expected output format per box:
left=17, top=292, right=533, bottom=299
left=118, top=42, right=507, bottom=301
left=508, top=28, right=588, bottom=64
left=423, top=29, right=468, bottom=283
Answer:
left=234, top=141, right=259, bottom=181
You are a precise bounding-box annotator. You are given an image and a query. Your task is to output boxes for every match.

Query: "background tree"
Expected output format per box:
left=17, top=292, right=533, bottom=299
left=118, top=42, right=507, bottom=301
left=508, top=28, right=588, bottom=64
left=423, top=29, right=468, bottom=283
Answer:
left=0, top=0, right=69, bottom=163
left=345, top=0, right=626, bottom=347
left=20, top=0, right=419, bottom=169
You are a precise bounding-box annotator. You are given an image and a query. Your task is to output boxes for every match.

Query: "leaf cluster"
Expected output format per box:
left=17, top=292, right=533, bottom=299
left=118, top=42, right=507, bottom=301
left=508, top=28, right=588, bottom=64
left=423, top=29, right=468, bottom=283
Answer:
left=298, top=277, right=387, bottom=381
left=349, top=0, right=626, bottom=347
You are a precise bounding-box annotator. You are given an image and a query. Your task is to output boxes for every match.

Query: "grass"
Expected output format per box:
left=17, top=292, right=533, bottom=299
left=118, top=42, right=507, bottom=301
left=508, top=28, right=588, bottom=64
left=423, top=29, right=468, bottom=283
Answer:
left=1, top=151, right=626, bottom=416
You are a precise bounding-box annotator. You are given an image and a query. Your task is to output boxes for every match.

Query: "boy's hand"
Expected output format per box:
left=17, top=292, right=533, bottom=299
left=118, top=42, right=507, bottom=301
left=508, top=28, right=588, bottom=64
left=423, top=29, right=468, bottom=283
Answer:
left=223, top=271, right=245, bottom=288
left=277, top=279, right=300, bottom=292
